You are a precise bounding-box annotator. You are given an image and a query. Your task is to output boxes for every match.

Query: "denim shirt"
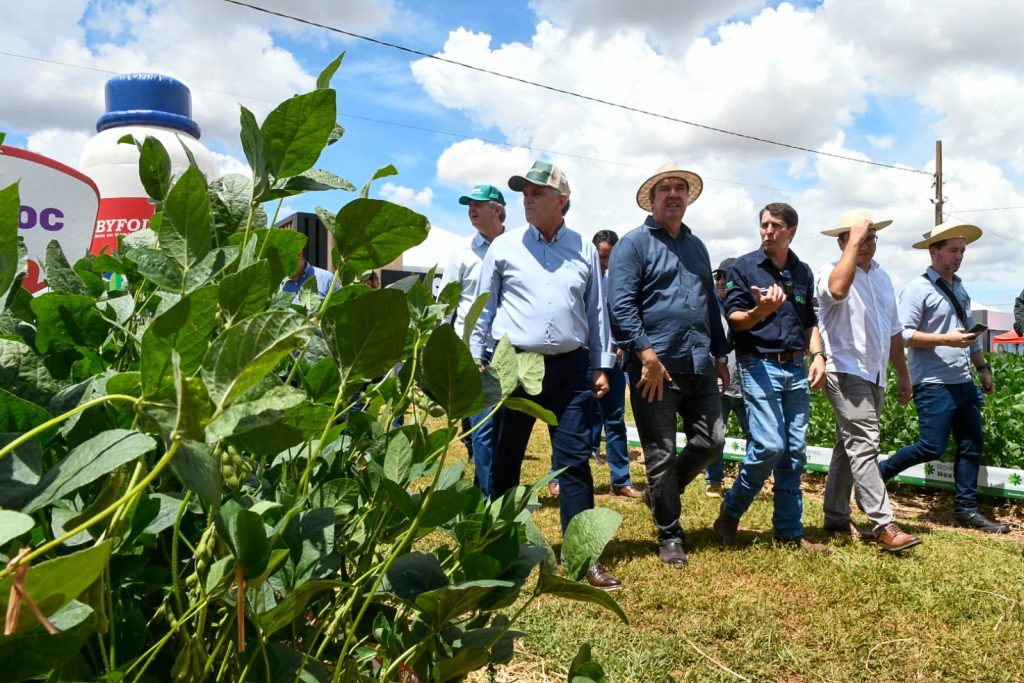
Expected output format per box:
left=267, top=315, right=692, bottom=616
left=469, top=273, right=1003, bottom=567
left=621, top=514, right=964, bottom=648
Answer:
left=898, top=267, right=980, bottom=385
left=723, top=248, right=817, bottom=354
left=608, top=216, right=729, bottom=375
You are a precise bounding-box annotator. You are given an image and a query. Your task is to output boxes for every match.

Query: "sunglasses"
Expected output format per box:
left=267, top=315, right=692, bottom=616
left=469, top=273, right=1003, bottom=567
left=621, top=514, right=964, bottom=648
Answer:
left=779, top=269, right=794, bottom=296
left=713, top=272, right=726, bottom=281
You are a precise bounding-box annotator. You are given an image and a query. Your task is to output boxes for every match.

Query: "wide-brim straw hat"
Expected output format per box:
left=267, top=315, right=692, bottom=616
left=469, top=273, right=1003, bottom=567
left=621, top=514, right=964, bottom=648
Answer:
left=636, top=162, right=702, bottom=212
left=820, top=209, right=893, bottom=237
left=912, top=219, right=983, bottom=249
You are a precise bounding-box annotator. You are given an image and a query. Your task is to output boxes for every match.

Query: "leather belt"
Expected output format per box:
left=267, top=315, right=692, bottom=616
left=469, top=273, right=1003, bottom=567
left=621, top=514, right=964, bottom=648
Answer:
left=738, top=351, right=802, bottom=363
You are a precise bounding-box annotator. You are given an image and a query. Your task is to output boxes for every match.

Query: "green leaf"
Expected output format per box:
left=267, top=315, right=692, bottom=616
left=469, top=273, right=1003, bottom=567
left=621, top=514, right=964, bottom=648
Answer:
left=141, top=286, right=219, bottom=398
left=211, top=173, right=263, bottom=245
left=0, top=339, right=61, bottom=405
left=317, top=51, right=345, bottom=89
left=233, top=227, right=306, bottom=287
left=414, top=580, right=514, bottom=625
left=561, top=508, right=622, bottom=582
left=461, top=292, right=490, bottom=346
left=433, top=647, right=490, bottom=683
left=0, top=509, right=34, bottom=546
left=517, top=351, right=545, bottom=395
left=0, top=540, right=113, bottom=632
left=568, top=642, right=607, bottom=683
left=383, top=429, right=413, bottom=483
left=261, top=89, right=337, bottom=179
left=200, top=310, right=313, bottom=410
left=219, top=259, right=272, bottom=325
left=331, top=198, right=429, bottom=273
left=173, top=351, right=212, bottom=441
left=327, top=123, right=345, bottom=146
left=239, top=107, right=269, bottom=201
left=0, top=182, right=21, bottom=299
left=420, top=325, right=483, bottom=420
left=139, top=135, right=172, bottom=201
left=535, top=571, right=627, bottom=624
left=161, top=165, right=212, bottom=270
left=320, top=288, right=409, bottom=382
left=216, top=502, right=270, bottom=578
left=0, top=600, right=97, bottom=681
left=504, top=397, right=557, bottom=425
left=126, top=245, right=185, bottom=290
left=381, top=551, right=448, bottom=602
left=170, top=439, right=222, bottom=507
left=30, top=292, right=110, bottom=354
left=43, top=240, right=88, bottom=295
left=183, top=246, right=238, bottom=292
left=418, top=489, right=470, bottom=527
left=360, top=164, right=398, bottom=198
left=0, top=387, right=52, bottom=434
left=258, top=579, right=348, bottom=637
left=489, top=336, right=519, bottom=396
left=266, top=168, right=356, bottom=199
left=24, top=429, right=157, bottom=513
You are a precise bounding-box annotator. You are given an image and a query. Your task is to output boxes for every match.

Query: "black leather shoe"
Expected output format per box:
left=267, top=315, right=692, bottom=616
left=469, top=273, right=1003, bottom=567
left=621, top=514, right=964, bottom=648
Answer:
left=584, top=563, right=623, bottom=591
left=952, top=511, right=1010, bottom=534
left=658, top=540, right=688, bottom=566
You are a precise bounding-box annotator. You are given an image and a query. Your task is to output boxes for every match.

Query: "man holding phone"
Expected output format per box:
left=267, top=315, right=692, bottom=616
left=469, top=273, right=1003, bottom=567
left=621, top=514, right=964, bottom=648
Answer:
left=878, top=221, right=1008, bottom=533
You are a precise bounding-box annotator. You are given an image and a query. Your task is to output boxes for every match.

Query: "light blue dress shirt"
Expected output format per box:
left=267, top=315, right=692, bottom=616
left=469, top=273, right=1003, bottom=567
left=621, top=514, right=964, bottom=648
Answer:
left=898, top=266, right=981, bottom=385
left=281, top=263, right=337, bottom=304
left=471, top=223, right=614, bottom=369
left=438, top=231, right=493, bottom=339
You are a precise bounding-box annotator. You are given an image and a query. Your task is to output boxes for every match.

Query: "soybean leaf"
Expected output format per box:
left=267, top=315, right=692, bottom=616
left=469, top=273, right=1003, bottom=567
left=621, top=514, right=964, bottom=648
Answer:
left=488, top=336, right=519, bottom=396
left=316, top=51, right=345, bottom=89
left=516, top=351, right=545, bottom=395
left=381, top=552, right=448, bottom=603
left=258, top=579, right=348, bottom=637
left=0, top=600, right=96, bottom=681
left=183, top=246, right=238, bottom=293
left=219, top=259, right=272, bottom=325
left=43, top=240, right=87, bottom=295
left=0, top=387, right=52, bottom=434
left=30, top=292, right=109, bottom=355
left=240, top=106, right=269, bottom=201
left=420, top=324, right=483, bottom=420
left=327, top=123, right=345, bottom=146
left=0, top=435, right=41, bottom=510
left=261, top=89, right=336, bottom=180
left=0, top=509, right=34, bottom=546
left=230, top=227, right=306, bottom=287
left=504, top=397, right=557, bottom=426
left=171, top=439, right=221, bottom=507
left=266, top=168, right=356, bottom=200
left=141, top=286, right=219, bottom=399
left=201, top=310, right=313, bottom=411
left=24, top=429, right=157, bottom=513
left=418, top=489, right=470, bottom=528
left=561, top=508, right=622, bottom=582
left=433, top=648, right=490, bottom=683
left=360, top=164, right=398, bottom=198
left=0, top=540, right=113, bottom=632
left=173, top=351, right=212, bottom=442
left=0, top=339, right=62, bottom=405
left=0, top=182, right=20, bottom=299
left=568, top=642, right=607, bottom=683
left=126, top=245, right=185, bottom=290
left=320, top=288, right=408, bottom=382
left=330, top=198, right=429, bottom=273
left=461, top=292, right=490, bottom=347
left=217, top=503, right=270, bottom=579
left=161, top=165, right=212, bottom=270
left=206, top=383, right=330, bottom=455
left=211, top=173, right=265, bottom=245
left=535, top=571, right=627, bottom=624
left=414, top=580, right=514, bottom=626
left=139, top=135, right=172, bottom=201
left=383, top=429, right=413, bottom=484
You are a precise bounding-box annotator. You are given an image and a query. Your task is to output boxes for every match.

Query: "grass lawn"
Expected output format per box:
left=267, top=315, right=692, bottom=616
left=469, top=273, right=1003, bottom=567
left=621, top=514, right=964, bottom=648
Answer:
left=452, top=408, right=1024, bottom=683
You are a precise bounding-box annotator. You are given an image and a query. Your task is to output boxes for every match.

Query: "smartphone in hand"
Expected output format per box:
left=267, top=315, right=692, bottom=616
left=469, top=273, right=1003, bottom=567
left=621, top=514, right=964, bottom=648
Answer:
left=968, top=322, right=988, bottom=335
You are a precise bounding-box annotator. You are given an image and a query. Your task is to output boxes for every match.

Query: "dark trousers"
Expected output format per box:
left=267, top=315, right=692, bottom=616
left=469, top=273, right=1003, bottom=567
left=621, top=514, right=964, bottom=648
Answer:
left=490, top=347, right=596, bottom=533
left=629, top=369, right=725, bottom=543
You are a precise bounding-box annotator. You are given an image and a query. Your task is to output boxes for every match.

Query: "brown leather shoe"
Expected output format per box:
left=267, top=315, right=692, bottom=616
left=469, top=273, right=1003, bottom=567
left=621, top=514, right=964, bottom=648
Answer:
left=612, top=485, right=643, bottom=499
left=775, top=536, right=831, bottom=555
left=584, top=562, right=623, bottom=591
left=824, top=520, right=876, bottom=541
left=713, top=503, right=739, bottom=544
left=875, top=522, right=921, bottom=553
left=547, top=480, right=560, bottom=497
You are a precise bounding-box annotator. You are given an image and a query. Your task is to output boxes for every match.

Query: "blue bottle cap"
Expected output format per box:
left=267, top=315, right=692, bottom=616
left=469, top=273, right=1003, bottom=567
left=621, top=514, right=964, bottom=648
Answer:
left=96, top=73, right=202, bottom=138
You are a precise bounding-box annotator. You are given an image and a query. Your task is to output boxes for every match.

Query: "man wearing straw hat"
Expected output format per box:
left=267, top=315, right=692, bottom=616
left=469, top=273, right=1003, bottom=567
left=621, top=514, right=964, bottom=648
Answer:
left=878, top=221, right=1009, bottom=534
left=815, top=211, right=921, bottom=552
left=608, top=162, right=730, bottom=566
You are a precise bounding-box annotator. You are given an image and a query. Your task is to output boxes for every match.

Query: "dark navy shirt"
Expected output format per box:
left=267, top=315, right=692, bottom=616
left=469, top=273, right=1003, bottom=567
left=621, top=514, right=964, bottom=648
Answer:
left=608, top=216, right=729, bottom=375
left=723, top=248, right=817, bottom=354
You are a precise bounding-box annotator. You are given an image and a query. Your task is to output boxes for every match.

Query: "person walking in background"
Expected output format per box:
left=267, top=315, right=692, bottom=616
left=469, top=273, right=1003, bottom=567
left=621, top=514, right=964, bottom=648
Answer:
left=471, top=161, right=622, bottom=589
left=590, top=230, right=642, bottom=499
left=438, top=183, right=506, bottom=497
left=704, top=257, right=747, bottom=498
left=878, top=221, right=1008, bottom=534
left=609, top=162, right=729, bottom=566
left=713, top=202, right=830, bottom=554
left=816, top=210, right=920, bottom=552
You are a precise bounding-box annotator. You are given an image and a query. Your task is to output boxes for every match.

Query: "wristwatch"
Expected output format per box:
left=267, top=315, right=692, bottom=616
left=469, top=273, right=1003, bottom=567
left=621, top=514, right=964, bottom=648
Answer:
left=809, top=351, right=827, bottom=361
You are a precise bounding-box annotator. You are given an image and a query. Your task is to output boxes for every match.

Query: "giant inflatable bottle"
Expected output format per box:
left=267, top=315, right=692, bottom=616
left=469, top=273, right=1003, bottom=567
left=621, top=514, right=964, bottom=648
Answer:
left=79, top=73, right=217, bottom=255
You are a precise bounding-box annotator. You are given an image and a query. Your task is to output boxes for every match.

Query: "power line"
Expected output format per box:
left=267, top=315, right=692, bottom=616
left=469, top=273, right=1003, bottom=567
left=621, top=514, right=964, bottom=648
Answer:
left=222, top=0, right=934, bottom=178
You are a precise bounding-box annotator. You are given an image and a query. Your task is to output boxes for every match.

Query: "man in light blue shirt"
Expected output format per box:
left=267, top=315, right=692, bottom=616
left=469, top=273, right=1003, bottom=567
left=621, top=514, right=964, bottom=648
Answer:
left=282, top=250, right=337, bottom=304
left=879, top=220, right=1008, bottom=533
left=471, top=160, right=621, bottom=590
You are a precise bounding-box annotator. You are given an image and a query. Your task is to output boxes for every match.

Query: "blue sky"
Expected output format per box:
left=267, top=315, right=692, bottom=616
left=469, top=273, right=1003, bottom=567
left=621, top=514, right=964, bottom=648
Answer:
left=3, top=0, right=1023, bottom=311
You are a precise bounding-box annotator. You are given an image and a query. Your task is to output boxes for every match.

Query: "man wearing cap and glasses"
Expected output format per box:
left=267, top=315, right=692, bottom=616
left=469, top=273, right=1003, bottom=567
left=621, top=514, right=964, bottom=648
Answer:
left=713, top=202, right=831, bottom=553
left=471, top=161, right=622, bottom=589
left=815, top=211, right=921, bottom=552
left=439, top=184, right=506, bottom=498
left=878, top=221, right=1008, bottom=534
left=608, top=162, right=730, bottom=566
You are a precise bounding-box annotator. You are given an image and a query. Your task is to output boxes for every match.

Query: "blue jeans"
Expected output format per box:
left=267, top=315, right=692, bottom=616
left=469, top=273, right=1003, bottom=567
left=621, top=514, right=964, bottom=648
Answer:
left=723, top=356, right=810, bottom=540
left=469, top=408, right=496, bottom=498
left=490, top=348, right=596, bottom=533
left=705, top=394, right=748, bottom=484
left=878, top=382, right=983, bottom=514
left=590, top=362, right=632, bottom=489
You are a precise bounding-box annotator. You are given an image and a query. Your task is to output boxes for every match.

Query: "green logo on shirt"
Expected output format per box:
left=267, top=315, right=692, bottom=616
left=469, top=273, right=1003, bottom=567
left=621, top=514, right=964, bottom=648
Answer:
left=794, top=294, right=806, bottom=304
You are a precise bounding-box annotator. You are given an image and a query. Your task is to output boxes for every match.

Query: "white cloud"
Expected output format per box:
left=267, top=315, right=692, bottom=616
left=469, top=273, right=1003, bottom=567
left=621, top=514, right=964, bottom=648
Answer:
left=378, top=182, right=434, bottom=209
left=865, top=134, right=895, bottom=150
left=210, top=151, right=251, bottom=179
left=24, top=128, right=92, bottom=168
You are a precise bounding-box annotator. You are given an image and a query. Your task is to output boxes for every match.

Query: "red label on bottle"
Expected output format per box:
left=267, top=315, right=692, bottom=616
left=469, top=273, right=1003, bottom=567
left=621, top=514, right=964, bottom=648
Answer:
left=89, top=197, right=157, bottom=255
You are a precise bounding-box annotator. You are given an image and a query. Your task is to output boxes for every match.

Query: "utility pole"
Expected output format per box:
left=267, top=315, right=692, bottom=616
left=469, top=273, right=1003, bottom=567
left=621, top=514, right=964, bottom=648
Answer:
left=934, top=140, right=943, bottom=225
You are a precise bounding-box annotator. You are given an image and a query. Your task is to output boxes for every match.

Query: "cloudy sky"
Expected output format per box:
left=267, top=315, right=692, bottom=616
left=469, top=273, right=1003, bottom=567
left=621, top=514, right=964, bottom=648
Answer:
left=3, top=0, right=1023, bottom=311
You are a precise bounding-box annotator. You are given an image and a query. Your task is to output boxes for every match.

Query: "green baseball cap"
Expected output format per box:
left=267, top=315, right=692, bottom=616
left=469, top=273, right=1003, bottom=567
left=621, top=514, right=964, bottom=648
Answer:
left=458, top=183, right=506, bottom=206
left=508, top=161, right=571, bottom=196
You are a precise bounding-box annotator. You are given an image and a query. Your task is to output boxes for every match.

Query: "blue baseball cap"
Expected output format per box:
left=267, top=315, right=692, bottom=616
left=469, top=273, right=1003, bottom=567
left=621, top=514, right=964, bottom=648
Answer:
left=458, top=184, right=506, bottom=206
